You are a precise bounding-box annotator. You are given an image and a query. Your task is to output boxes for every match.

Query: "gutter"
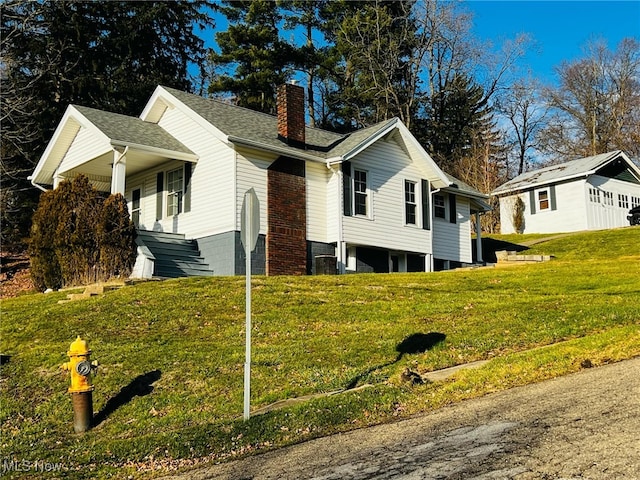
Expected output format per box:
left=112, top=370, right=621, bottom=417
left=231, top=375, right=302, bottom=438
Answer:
left=227, top=135, right=326, bottom=164
left=27, top=175, right=48, bottom=192
left=110, top=141, right=197, bottom=162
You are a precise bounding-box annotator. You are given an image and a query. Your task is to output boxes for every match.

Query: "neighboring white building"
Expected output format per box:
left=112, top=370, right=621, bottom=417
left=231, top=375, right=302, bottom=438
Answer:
left=29, top=84, right=490, bottom=277
left=493, top=151, right=640, bottom=234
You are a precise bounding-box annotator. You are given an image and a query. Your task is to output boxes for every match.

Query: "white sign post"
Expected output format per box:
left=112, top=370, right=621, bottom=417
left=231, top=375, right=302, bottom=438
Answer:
left=240, top=188, right=259, bottom=421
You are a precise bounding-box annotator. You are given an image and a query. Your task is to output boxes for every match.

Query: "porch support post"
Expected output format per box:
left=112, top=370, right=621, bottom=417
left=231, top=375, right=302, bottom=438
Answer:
left=111, top=148, right=127, bottom=195
left=53, top=173, right=63, bottom=189
left=475, top=213, right=483, bottom=263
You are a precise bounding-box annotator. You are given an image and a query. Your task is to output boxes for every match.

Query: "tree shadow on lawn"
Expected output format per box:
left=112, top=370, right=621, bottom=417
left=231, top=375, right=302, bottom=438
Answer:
left=345, top=332, right=446, bottom=389
left=94, top=369, right=162, bottom=426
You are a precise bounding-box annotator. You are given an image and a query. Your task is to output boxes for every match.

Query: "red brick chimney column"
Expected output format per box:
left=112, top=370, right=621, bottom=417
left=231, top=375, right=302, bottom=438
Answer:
left=277, top=83, right=306, bottom=147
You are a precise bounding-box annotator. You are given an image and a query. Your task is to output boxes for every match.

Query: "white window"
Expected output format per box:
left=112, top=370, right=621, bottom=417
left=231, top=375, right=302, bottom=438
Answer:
left=353, top=169, right=368, bottom=216
left=167, top=167, right=184, bottom=216
left=589, top=188, right=601, bottom=203
left=538, top=189, right=550, bottom=210
left=405, top=180, right=417, bottom=225
left=618, top=194, right=629, bottom=209
left=631, top=196, right=640, bottom=208
left=603, top=191, right=614, bottom=206
left=434, top=194, right=446, bottom=218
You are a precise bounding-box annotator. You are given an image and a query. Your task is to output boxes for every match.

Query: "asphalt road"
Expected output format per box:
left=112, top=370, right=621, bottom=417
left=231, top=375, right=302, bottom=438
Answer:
left=165, top=357, right=640, bottom=480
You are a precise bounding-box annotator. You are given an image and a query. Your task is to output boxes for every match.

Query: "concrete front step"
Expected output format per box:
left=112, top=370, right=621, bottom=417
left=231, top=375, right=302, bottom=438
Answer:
left=58, top=282, right=124, bottom=304
left=495, top=250, right=554, bottom=263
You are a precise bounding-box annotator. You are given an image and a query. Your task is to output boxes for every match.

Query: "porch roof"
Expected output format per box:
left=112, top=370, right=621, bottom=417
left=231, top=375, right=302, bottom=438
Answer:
left=30, top=105, right=196, bottom=189
left=74, top=106, right=195, bottom=156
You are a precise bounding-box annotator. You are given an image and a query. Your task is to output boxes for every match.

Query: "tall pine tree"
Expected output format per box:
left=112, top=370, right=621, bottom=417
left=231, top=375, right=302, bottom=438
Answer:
left=1, top=0, right=213, bottom=247
left=208, top=0, right=293, bottom=113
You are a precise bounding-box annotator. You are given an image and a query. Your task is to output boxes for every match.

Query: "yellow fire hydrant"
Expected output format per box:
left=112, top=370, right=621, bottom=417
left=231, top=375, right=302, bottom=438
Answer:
left=61, top=336, right=98, bottom=433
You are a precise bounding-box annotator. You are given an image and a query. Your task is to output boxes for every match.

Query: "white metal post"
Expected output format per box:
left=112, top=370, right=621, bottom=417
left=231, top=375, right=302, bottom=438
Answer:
left=243, top=201, right=252, bottom=421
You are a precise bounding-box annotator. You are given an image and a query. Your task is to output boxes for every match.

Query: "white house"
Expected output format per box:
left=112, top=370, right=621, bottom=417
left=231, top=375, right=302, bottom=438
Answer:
left=493, top=151, right=640, bottom=234
left=29, top=84, right=490, bottom=277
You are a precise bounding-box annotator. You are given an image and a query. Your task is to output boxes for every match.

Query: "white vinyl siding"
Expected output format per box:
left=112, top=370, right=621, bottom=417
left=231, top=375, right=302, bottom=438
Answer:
left=306, top=161, right=329, bottom=242
left=432, top=194, right=472, bottom=263
left=153, top=104, right=235, bottom=237
left=340, top=140, right=432, bottom=254
left=499, top=174, right=640, bottom=234
left=326, top=168, right=341, bottom=241
left=234, top=147, right=273, bottom=236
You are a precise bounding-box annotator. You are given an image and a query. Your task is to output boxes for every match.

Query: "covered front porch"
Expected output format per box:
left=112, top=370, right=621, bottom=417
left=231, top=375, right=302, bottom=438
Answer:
left=29, top=104, right=197, bottom=197
left=29, top=104, right=201, bottom=280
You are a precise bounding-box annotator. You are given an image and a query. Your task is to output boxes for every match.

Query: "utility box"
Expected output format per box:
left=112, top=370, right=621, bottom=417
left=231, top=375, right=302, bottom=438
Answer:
left=315, top=255, right=337, bottom=275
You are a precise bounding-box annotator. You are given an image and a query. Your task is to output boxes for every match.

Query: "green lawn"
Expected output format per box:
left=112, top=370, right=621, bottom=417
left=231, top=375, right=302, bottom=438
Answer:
left=1, top=227, right=639, bottom=478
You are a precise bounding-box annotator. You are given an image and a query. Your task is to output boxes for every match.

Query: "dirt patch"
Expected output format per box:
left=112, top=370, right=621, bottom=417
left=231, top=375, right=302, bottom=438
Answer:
left=1, top=250, right=36, bottom=298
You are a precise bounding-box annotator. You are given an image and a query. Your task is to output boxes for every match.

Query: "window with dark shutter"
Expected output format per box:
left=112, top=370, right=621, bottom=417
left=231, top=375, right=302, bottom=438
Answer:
left=156, top=172, right=164, bottom=221
left=342, top=161, right=352, bottom=216
left=529, top=190, right=536, bottom=214
left=421, top=179, right=430, bottom=230
left=354, top=169, right=368, bottom=216
left=404, top=180, right=417, bottom=225
left=184, top=162, right=192, bottom=213
left=449, top=194, right=457, bottom=223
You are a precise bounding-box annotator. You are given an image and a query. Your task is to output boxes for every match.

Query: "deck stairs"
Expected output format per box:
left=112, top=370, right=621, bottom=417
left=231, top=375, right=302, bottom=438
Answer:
left=136, top=230, right=213, bottom=278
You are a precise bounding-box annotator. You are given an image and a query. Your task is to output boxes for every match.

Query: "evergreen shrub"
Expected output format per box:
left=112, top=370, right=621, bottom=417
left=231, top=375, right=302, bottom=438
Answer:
left=29, top=175, right=137, bottom=290
left=512, top=196, right=526, bottom=234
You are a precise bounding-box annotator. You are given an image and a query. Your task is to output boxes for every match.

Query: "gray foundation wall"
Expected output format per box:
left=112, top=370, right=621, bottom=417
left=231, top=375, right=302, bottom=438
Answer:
left=196, top=231, right=266, bottom=276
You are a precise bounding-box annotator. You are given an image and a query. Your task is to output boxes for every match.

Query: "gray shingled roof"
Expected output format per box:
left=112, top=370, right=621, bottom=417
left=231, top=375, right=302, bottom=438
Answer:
left=492, top=151, right=630, bottom=196
left=444, top=173, right=488, bottom=199
left=162, top=87, right=397, bottom=161
left=74, top=105, right=194, bottom=155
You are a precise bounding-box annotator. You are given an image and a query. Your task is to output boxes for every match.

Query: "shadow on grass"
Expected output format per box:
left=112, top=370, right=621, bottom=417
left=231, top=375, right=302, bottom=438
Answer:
left=94, top=370, right=161, bottom=426
left=479, top=238, right=529, bottom=263
left=345, top=332, right=446, bottom=389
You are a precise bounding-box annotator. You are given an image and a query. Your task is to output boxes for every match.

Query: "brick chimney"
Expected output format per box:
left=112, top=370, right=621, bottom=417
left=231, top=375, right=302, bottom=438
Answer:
left=277, top=83, right=305, bottom=147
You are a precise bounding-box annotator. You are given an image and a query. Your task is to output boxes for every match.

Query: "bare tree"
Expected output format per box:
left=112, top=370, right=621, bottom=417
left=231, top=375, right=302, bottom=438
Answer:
left=496, top=78, right=549, bottom=175
left=541, top=38, right=640, bottom=160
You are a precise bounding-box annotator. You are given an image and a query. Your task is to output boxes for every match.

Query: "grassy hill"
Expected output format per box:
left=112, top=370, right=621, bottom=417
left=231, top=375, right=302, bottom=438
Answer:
left=1, top=227, right=639, bottom=478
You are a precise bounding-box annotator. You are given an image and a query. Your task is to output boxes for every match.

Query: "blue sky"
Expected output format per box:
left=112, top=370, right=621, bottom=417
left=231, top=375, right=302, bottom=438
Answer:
left=200, top=1, right=639, bottom=86
left=466, top=0, right=640, bottom=83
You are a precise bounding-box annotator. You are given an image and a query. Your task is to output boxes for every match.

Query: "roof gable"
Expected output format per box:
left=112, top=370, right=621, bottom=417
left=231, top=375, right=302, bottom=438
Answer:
left=152, top=86, right=345, bottom=162
left=30, top=104, right=196, bottom=187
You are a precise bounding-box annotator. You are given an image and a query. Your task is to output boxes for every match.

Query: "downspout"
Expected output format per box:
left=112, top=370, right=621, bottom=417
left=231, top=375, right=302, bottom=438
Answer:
left=27, top=175, right=48, bottom=192
left=327, top=162, right=345, bottom=274
left=428, top=187, right=440, bottom=272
